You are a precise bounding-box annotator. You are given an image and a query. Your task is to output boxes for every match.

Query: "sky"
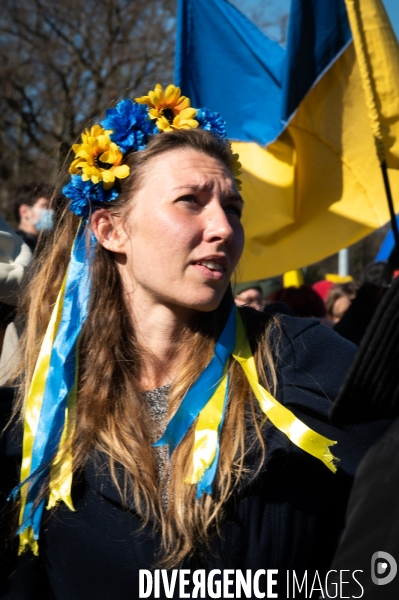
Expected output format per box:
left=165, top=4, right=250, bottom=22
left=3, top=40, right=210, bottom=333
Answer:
left=384, top=0, right=399, bottom=39
left=233, top=0, right=399, bottom=42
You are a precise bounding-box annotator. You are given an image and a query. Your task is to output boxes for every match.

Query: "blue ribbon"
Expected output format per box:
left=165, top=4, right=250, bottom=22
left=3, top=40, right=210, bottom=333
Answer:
left=155, top=305, right=236, bottom=456
left=16, top=223, right=94, bottom=539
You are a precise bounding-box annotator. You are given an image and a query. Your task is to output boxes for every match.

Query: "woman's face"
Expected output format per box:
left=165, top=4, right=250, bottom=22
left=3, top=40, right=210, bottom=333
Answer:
left=117, top=148, right=244, bottom=316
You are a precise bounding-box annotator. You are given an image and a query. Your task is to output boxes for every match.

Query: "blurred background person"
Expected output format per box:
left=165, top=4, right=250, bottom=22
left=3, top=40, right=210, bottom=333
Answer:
left=267, top=284, right=333, bottom=325
left=327, top=274, right=399, bottom=599
left=0, top=214, right=32, bottom=383
left=0, top=214, right=32, bottom=592
left=325, top=281, right=358, bottom=323
left=13, top=183, right=55, bottom=253
left=233, top=281, right=263, bottom=310
left=333, top=262, right=394, bottom=345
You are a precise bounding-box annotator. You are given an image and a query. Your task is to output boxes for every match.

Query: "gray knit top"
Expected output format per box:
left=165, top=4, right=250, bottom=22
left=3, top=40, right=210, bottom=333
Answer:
left=142, top=385, right=171, bottom=502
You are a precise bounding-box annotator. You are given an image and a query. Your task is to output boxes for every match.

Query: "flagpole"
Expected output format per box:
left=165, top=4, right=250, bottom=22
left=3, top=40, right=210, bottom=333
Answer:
left=381, top=161, right=399, bottom=252
left=344, top=0, right=399, bottom=256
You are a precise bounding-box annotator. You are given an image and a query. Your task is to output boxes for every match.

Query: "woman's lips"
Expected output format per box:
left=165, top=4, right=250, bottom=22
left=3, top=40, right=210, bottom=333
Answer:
left=191, top=260, right=226, bottom=280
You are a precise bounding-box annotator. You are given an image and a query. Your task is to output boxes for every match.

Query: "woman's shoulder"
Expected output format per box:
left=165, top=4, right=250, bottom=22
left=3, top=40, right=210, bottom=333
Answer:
left=239, top=305, right=387, bottom=478
left=240, top=303, right=358, bottom=373
left=275, top=312, right=358, bottom=386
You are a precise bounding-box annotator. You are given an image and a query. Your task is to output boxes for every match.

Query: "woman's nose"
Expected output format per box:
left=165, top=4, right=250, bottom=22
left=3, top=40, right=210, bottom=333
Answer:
left=203, top=202, right=234, bottom=244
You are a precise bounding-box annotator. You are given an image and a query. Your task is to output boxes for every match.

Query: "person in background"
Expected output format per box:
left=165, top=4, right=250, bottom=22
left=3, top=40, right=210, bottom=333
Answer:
left=267, top=284, right=332, bottom=325
left=0, top=214, right=32, bottom=380
left=333, top=262, right=392, bottom=346
left=325, top=282, right=358, bottom=323
left=0, top=214, right=32, bottom=591
left=327, top=275, right=399, bottom=599
left=13, top=183, right=55, bottom=253
left=233, top=281, right=263, bottom=310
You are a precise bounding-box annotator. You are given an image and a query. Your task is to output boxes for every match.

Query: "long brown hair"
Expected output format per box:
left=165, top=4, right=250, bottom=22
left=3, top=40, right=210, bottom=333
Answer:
left=15, top=128, right=279, bottom=567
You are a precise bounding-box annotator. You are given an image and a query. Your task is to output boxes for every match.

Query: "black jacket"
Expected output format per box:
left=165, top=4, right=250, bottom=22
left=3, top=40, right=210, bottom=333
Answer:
left=328, top=417, right=399, bottom=599
left=14, top=230, right=37, bottom=254
left=327, top=274, right=399, bottom=598
left=0, top=313, right=387, bottom=599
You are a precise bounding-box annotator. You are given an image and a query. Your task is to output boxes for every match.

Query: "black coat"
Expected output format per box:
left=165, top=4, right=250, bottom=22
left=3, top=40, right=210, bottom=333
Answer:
left=0, top=313, right=387, bottom=599
left=328, top=417, right=399, bottom=599
left=327, top=275, right=399, bottom=599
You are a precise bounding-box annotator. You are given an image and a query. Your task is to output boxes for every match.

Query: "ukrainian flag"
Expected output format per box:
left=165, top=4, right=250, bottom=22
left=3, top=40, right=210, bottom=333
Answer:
left=175, top=0, right=399, bottom=281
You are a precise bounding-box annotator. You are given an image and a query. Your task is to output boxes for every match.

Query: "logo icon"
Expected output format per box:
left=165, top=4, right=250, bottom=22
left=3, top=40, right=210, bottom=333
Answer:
left=371, top=551, right=397, bottom=585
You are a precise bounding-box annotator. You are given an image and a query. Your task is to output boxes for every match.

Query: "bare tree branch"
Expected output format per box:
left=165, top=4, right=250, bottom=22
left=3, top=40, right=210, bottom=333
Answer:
left=0, top=0, right=176, bottom=217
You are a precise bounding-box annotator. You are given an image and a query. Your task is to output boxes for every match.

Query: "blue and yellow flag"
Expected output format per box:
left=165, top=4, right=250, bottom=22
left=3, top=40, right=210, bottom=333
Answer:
left=176, top=0, right=399, bottom=281
left=376, top=214, right=399, bottom=261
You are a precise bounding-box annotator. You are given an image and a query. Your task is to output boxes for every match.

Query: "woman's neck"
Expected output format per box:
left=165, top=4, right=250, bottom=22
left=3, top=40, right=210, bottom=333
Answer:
left=129, top=299, right=194, bottom=390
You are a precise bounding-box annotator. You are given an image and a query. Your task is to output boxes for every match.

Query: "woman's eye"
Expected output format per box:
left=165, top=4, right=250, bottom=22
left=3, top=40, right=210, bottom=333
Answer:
left=224, top=205, right=242, bottom=218
left=177, top=194, right=199, bottom=204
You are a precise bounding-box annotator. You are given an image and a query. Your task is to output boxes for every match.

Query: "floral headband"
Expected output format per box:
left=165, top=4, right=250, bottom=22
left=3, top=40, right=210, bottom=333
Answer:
left=62, top=84, right=242, bottom=218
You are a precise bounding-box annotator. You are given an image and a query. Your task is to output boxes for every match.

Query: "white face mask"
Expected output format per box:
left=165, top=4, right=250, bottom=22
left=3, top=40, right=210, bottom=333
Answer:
left=31, top=208, right=54, bottom=232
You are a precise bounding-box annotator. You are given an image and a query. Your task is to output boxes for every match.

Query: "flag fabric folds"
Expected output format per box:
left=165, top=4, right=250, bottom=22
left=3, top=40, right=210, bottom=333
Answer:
left=344, top=0, right=399, bottom=168
left=175, top=0, right=399, bottom=282
left=175, top=0, right=285, bottom=145
left=281, top=0, right=352, bottom=123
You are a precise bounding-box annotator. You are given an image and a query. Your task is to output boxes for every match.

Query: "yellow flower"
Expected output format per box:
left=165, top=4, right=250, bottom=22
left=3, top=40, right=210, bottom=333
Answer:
left=69, top=124, right=130, bottom=189
left=230, top=147, right=243, bottom=191
left=135, top=83, right=198, bottom=132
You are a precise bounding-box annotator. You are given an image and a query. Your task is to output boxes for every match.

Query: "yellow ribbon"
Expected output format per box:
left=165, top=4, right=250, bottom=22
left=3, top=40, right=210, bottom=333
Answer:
left=189, top=310, right=337, bottom=486
left=186, top=370, right=228, bottom=484
left=46, top=350, right=78, bottom=512
left=19, top=273, right=68, bottom=554
left=233, top=310, right=337, bottom=473
left=18, top=224, right=91, bottom=554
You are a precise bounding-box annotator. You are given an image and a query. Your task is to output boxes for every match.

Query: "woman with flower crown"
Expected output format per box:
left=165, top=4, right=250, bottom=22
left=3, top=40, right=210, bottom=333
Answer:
left=1, top=84, right=384, bottom=599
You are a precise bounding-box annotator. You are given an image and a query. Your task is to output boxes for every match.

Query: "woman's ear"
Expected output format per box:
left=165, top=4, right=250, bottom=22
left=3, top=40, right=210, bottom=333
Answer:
left=90, top=209, right=128, bottom=253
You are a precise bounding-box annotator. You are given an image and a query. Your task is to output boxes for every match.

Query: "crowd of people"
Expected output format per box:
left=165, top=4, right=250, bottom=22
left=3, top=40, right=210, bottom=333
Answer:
left=0, top=83, right=398, bottom=599
left=233, top=268, right=393, bottom=348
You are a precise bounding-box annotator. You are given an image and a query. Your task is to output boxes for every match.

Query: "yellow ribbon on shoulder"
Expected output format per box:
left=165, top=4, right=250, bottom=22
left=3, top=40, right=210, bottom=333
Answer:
left=188, top=309, right=337, bottom=486
left=233, top=310, right=337, bottom=473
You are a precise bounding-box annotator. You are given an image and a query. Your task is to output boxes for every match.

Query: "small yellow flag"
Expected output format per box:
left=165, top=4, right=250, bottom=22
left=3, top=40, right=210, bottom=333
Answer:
left=283, top=269, right=304, bottom=288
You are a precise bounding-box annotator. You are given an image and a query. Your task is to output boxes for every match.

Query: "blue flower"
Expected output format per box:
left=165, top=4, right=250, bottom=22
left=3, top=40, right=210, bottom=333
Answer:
left=195, top=108, right=226, bottom=138
left=62, top=175, right=119, bottom=218
left=101, top=99, right=158, bottom=153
